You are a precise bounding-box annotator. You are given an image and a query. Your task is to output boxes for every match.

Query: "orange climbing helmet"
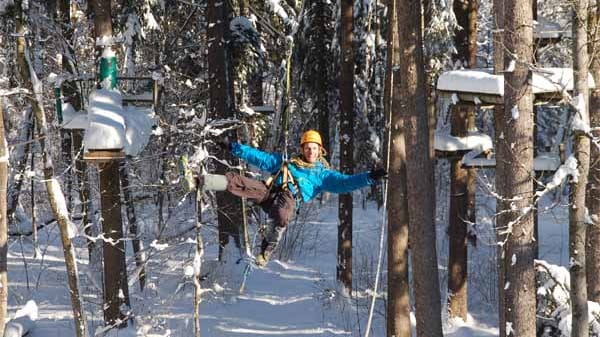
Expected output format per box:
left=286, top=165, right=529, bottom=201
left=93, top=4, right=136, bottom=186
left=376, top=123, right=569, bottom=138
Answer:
left=300, top=130, right=323, bottom=147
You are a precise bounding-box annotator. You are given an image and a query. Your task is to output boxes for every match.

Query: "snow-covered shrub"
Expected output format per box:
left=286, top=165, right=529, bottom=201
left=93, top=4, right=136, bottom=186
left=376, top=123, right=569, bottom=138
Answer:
left=535, top=259, right=600, bottom=337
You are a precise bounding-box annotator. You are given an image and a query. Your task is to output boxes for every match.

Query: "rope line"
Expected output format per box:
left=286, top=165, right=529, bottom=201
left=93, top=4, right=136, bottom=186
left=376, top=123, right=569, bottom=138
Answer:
left=364, top=0, right=390, bottom=329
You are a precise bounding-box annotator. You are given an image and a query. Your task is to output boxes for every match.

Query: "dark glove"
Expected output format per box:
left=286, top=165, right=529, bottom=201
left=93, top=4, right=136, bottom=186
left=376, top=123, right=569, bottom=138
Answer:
left=369, top=168, right=388, bottom=181
left=215, top=138, right=232, bottom=153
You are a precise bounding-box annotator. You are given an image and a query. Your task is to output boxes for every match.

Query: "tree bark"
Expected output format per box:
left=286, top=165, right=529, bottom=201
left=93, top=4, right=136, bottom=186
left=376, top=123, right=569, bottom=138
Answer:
left=120, top=163, right=146, bottom=290
left=337, top=0, right=354, bottom=293
left=571, top=0, right=590, bottom=335
left=447, top=0, right=478, bottom=321
left=89, top=0, right=130, bottom=327
left=586, top=0, right=600, bottom=304
left=15, top=2, right=89, bottom=336
left=398, top=1, right=443, bottom=336
left=99, top=161, right=129, bottom=327
left=587, top=5, right=600, bottom=302
left=194, top=187, right=204, bottom=337
left=497, top=0, right=536, bottom=336
left=207, top=0, right=242, bottom=259
left=492, top=0, right=506, bottom=335
left=0, top=84, right=9, bottom=337
left=386, top=1, right=411, bottom=335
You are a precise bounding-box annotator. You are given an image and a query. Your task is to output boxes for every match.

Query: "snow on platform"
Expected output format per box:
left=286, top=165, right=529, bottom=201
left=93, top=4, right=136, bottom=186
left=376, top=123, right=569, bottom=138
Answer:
left=534, top=17, right=570, bottom=39
left=437, top=68, right=595, bottom=97
left=462, top=152, right=561, bottom=171
left=434, top=131, right=493, bottom=153
left=84, top=88, right=126, bottom=152
left=122, top=106, right=155, bottom=156
left=61, top=103, right=88, bottom=130
left=83, top=88, right=155, bottom=157
left=122, top=91, right=153, bottom=102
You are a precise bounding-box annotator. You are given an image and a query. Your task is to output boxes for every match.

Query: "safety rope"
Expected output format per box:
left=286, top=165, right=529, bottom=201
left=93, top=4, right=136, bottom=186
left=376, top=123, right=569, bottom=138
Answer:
left=364, top=0, right=389, bottom=331
left=282, top=39, right=293, bottom=161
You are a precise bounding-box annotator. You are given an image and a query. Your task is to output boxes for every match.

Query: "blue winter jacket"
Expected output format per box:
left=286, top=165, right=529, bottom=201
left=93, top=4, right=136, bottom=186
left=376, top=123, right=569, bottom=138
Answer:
left=231, top=142, right=375, bottom=203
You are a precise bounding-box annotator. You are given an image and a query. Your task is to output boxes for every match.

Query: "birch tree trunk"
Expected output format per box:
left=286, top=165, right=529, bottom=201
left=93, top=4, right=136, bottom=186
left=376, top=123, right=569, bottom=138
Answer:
left=15, top=2, right=88, bottom=336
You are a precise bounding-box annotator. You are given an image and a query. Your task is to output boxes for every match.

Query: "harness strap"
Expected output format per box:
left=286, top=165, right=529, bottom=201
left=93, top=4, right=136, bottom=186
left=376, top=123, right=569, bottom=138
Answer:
left=265, top=162, right=301, bottom=199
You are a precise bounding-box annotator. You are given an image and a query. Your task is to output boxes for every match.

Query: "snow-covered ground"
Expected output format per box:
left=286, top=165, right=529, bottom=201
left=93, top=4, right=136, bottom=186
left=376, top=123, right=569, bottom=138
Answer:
left=5, top=171, right=571, bottom=336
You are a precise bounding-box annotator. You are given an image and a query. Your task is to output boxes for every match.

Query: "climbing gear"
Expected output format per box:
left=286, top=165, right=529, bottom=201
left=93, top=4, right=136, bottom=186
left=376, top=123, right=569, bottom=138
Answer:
left=300, top=129, right=323, bottom=147
left=264, top=162, right=301, bottom=198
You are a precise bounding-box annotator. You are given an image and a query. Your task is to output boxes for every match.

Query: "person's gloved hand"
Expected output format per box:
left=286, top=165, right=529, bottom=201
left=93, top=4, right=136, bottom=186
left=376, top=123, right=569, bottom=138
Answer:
left=215, top=137, right=232, bottom=153
left=369, top=168, right=388, bottom=181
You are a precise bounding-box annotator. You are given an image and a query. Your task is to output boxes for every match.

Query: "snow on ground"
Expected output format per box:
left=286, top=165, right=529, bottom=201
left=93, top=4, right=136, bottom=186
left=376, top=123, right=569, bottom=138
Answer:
left=6, top=169, right=572, bottom=336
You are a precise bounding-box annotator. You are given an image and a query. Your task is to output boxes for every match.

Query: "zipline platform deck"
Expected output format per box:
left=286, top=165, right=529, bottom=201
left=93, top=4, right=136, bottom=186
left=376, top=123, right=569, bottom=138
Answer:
left=436, top=67, right=595, bottom=105
left=434, top=131, right=493, bottom=158
left=462, top=153, right=561, bottom=172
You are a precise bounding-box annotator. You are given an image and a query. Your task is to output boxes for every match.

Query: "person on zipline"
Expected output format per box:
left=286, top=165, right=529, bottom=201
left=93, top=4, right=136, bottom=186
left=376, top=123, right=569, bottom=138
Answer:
left=201, top=130, right=387, bottom=266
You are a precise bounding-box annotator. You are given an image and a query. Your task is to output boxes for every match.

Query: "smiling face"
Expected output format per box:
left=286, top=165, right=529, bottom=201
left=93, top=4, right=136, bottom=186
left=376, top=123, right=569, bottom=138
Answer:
left=302, top=142, right=321, bottom=163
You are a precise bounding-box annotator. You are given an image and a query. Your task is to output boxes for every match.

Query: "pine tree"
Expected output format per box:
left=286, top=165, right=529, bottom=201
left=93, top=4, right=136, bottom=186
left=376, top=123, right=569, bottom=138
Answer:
left=386, top=0, right=411, bottom=335
left=337, top=0, right=354, bottom=293
left=398, top=0, right=443, bottom=335
left=497, top=0, right=536, bottom=335
left=447, top=0, right=478, bottom=321
left=207, top=0, right=243, bottom=259
left=570, top=0, right=590, bottom=334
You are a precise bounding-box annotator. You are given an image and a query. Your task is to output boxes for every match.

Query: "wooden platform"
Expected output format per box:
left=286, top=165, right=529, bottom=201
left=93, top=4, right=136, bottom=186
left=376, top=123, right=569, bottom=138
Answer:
left=84, top=149, right=126, bottom=162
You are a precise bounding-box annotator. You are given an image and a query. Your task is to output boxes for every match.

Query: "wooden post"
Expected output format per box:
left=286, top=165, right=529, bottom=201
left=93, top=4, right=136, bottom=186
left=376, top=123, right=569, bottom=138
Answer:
left=99, top=160, right=129, bottom=327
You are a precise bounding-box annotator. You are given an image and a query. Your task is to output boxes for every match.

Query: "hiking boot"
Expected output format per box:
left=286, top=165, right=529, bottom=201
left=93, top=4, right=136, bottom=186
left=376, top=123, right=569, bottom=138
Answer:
left=255, top=245, right=274, bottom=267
left=255, top=250, right=272, bottom=267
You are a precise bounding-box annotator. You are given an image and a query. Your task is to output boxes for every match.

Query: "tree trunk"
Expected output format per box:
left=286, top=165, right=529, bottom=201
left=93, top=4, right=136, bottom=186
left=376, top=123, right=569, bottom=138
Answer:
left=99, top=161, right=129, bottom=327
left=398, top=1, right=443, bottom=336
left=207, top=0, right=242, bottom=259
left=314, top=0, right=331, bottom=153
left=0, top=85, right=9, bottom=337
left=447, top=0, right=478, bottom=321
left=89, top=0, right=130, bottom=327
left=497, top=0, right=536, bottom=336
left=571, top=0, right=590, bottom=335
left=72, top=131, right=93, bottom=259
left=587, top=0, right=600, bottom=303
left=15, top=3, right=89, bottom=336
left=386, top=0, right=411, bottom=335
left=194, top=187, right=204, bottom=337
left=337, top=0, right=354, bottom=293
left=6, top=110, right=32, bottom=229
left=492, top=0, right=506, bottom=335
left=120, top=163, right=146, bottom=290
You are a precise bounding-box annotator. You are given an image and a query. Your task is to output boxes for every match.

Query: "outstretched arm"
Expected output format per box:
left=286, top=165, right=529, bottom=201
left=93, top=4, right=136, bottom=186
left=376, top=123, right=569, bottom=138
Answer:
left=321, top=169, right=375, bottom=194
left=230, top=142, right=283, bottom=173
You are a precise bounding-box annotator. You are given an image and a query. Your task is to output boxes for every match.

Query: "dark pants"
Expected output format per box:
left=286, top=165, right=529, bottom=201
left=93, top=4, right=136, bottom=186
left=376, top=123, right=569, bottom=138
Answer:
left=225, top=173, right=295, bottom=252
